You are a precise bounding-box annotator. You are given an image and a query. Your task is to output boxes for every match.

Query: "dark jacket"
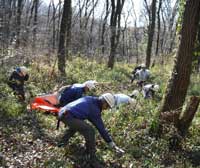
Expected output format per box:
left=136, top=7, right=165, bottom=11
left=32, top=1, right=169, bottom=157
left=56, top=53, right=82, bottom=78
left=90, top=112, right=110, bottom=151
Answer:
left=8, top=68, right=29, bottom=91
left=59, top=84, right=85, bottom=107
left=61, top=96, right=112, bottom=143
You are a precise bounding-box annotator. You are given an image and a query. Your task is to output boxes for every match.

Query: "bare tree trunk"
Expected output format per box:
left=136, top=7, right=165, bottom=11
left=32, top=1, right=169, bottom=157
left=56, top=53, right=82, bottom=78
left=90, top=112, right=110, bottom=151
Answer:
left=57, top=0, right=72, bottom=76
left=101, top=0, right=109, bottom=54
left=108, top=0, right=125, bottom=69
left=24, top=0, right=35, bottom=46
left=87, top=0, right=98, bottom=53
left=56, top=0, right=62, bottom=44
left=160, top=0, right=200, bottom=117
left=145, top=0, right=156, bottom=68
left=168, top=0, right=178, bottom=54
left=177, top=96, right=200, bottom=136
left=155, top=0, right=162, bottom=56
left=121, top=12, right=129, bottom=57
left=15, top=0, right=23, bottom=48
left=160, top=7, right=166, bottom=64
left=33, top=0, right=39, bottom=49
left=78, top=0, right=86, bottom=52
left=52, top=0, right=56, bottom=51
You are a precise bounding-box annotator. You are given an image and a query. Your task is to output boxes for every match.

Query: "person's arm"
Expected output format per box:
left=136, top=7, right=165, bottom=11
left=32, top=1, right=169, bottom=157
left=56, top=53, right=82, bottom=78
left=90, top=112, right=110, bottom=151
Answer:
left=9, top=72, right=14, bottom=81
left=24, top=74, right=29, bottom=81
left=90, top=116, right=112, bottom=143
left=90, top=115, right=125, bottom=154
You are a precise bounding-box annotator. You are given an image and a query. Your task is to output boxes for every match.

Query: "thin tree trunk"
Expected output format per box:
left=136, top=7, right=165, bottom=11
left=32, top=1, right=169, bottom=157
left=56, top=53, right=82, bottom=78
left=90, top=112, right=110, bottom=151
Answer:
left=57, top=0, right=72, bottom=75
left=108, top=0, right=125, bottom=69
left=15, top=0, right=23, bottom=48
left=155, top=0, right=162, bottom=56
left=33, top=0, right=39, bottom=49
left=56, top=0, right=62, bottom=45
left=177, top=96, right=200, bottom=136
left=145, top=0, right=157, bottom=68
left=52, top=0, right=56, bottom=51
left=160, top=7, right=166, bottom=64
left=101, top=0, right=109, bottom=54
left=167, top=0, right=178, bottom=54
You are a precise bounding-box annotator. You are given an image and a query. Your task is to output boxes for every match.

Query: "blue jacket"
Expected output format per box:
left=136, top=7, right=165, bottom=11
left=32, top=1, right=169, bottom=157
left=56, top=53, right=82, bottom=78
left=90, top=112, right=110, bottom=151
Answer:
left=62, top=96, right=112, bottom=143
left=59, top=84, right=85, bottom=107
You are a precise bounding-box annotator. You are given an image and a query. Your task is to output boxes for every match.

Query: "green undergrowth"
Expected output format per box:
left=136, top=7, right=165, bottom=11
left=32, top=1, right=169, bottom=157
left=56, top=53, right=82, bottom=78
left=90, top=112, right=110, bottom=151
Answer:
left=0, top=56, right=200, bottom=167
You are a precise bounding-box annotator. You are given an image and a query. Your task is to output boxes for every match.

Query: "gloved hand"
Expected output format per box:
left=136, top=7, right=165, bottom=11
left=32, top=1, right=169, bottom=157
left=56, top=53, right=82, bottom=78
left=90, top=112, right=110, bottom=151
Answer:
left=108, top=142, right=125, bottom=154
left=114, top=145, right=125, bottom=154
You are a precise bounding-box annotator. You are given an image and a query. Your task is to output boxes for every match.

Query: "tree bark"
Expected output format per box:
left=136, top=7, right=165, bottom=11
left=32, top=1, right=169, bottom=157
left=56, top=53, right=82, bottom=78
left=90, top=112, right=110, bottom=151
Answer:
left=145, top=0, right=156, bottom=68
left=177, top=96, right=200, bottom=136
left=57, top=0, right=72, bottom=76
left=168, top=0, right=178, bottom=54
left=108, top=0, right=125, bottom=69
left=15, top=0, right=23, bottom=48
left=101, top=0, right=109, bottom=54
left=155, top=0, right=162, bottom=56
left=160, top=0, right=200, bottom=116
left=33, top=0, right=39, bottom=49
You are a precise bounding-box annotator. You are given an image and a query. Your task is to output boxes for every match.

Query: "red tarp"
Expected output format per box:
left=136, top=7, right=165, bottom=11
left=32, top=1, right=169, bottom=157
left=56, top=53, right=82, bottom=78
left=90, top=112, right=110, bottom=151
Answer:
left=29, top=94, right=60, bottom=114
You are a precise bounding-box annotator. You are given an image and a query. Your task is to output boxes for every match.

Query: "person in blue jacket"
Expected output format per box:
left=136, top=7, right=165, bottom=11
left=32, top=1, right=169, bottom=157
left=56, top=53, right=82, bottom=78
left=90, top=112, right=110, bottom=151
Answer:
left=58, top=80, right=97, bottom=107
left=8, top=66, right=29, bottom=101
left=57, top=93, right=124, bottom=159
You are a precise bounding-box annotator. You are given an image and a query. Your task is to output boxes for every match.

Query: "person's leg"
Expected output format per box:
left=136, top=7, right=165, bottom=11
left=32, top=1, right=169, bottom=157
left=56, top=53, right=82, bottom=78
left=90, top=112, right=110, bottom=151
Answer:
left=58, top=116, right=96, bottom=152
left=64, top=118, right=96, bottom=154
left=59, top=117, right=99, bottom=165
left=58, top=116, right=76, bottom=147
left=16, top=87, right=25, bottom=101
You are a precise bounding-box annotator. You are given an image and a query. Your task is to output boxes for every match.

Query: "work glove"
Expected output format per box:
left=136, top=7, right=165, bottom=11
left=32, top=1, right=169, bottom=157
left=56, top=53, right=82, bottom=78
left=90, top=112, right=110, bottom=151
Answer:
left=108, top=142, right=125, bottom=154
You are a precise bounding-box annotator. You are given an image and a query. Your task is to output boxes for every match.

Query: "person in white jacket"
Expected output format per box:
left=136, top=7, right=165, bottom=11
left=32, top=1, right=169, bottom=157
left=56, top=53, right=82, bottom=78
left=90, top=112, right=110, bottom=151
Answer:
left=114, top=90, right=139, bottom=107
left=142, top=84, right=159, bottom=99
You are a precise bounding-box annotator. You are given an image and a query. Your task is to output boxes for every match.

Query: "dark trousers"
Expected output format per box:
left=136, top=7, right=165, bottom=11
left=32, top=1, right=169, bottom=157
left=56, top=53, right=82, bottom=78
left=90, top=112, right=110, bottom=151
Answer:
left=8, top=83, right=25, bottom=100
left=61, top=115, right=96, bottom=154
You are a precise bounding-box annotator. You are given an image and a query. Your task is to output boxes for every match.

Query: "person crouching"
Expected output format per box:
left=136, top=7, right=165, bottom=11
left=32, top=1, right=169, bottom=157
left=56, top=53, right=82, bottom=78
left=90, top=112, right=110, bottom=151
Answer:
left=57, top=93, right=124, bottom=160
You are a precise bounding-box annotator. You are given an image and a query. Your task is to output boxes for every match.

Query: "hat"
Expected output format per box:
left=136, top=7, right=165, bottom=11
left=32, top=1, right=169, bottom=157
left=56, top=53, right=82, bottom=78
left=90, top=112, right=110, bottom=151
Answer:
left=130, top=90, right=139, bottom=98
left=83, top=80, right=97, bottom=90
left=100, top=93, right=115, bottom=108
left=152, top=84, right=159, bottom=92
left=20, top=66, right=28, bottom=75
left=128, top=98, right=136, bottom=105
left=140, top=64, right=146, bottom=68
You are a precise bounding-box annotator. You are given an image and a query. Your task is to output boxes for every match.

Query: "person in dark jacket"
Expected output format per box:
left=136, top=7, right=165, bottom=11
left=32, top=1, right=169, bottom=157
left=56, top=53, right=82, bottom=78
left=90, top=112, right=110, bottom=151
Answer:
left=8, top=66, right=29, bottom=101
left=131, top=64, right=143, bottom=83
left=57, top=93, right=124, bottom=159
left=58, top=80, right=97, bottom=107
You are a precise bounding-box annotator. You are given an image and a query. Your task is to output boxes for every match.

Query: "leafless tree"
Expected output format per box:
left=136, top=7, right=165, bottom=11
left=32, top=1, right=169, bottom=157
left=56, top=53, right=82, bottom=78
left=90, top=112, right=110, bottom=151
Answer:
left=108, top=0, right=125, bottom=69
left=144, top=0, right=157, bottom=68
left=57, top=0, right=72, bottom=75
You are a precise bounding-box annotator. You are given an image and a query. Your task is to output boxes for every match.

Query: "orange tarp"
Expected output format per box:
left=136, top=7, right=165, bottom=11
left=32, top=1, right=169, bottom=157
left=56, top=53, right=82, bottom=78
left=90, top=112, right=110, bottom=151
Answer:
left=30, top=94, right=60, bottom=114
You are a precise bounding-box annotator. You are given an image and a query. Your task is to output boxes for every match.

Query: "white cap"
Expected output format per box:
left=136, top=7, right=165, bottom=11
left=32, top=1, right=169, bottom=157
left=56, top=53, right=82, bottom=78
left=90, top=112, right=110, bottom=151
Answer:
left=128, top=98, right=136, bottom=105
left=100, top=93, right=115, bottom=108
left=83, top=80, right=97, bottom=90
left=153, top=84, right=159, bottom=92
left=140, top=64, right=146, bottom=68
left=20, top=66, right=28, bottom=75
left=130, top=90, right=139, bottom=98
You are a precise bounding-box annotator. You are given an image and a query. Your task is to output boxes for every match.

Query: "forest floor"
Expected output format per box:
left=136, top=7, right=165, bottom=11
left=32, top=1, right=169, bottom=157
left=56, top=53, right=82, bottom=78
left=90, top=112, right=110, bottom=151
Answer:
left=0, top=57, right=200, bottom=168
